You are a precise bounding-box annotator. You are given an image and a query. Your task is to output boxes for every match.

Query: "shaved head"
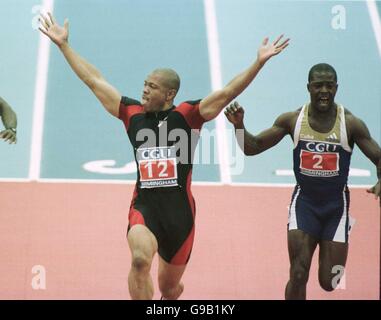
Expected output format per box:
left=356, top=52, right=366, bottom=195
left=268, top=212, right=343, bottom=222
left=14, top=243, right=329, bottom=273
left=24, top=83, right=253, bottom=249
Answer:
left=151, top=68, right=181, bottom=92
left=308, top=63, right=337, bottom=83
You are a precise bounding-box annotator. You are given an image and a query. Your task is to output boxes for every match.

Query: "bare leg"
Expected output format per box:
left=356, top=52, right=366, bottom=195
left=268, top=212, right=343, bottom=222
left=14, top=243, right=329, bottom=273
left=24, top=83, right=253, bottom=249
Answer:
left=127, top=225, right=158, bottom=300
left=285, top=230, right=318, bottom=300
left=318, top=240, right=348, bottom=291
left=158, top=256, right=186, bottom=300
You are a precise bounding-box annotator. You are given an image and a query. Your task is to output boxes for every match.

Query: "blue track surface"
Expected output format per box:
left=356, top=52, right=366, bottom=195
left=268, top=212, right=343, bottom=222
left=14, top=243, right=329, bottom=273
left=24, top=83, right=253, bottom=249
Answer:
left=1, top=0, right=380, bottom=185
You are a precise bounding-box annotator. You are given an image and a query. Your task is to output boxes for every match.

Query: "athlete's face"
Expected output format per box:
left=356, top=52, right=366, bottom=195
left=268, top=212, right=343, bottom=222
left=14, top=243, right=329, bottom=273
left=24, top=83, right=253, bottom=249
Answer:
left=308, top=71, right=338, bottom=113
left=141, top=73, right=174, bottom=112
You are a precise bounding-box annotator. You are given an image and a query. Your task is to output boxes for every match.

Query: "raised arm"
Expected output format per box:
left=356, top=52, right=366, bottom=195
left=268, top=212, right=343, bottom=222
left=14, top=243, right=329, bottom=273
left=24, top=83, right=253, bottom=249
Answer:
left=199, top=35, right=289, bottom=121
left=39, top=13, right=121, bottom=117
left=0, top=96, right=17, bottom=144
left=225, top=102, right=292, bottom=155
left=348, top=114, right=381, bottom=200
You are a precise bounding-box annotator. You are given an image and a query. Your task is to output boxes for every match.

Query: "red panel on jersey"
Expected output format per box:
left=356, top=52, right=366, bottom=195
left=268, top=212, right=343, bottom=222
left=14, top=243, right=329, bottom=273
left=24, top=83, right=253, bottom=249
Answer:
left=128, top=186, right=146, bottom=227
left=139, top=159, right=177, bottom=181
left=119, top=103, right=144, bottom=131
left=175, top=102, right=206, bottom=130
left=300, top=150, right=339, bottom=171
left=170, top=171, right=196, bottom=265
left=170, top=225, right=195, bottom=265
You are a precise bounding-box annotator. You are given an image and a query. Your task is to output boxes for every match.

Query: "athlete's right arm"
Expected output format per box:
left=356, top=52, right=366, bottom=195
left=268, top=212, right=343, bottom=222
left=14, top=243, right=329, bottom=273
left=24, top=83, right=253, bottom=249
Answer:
left=39, top=13, right=121, bottom=118
left=0, top=96, right=17, bottom=144
left=225, top=101, right=292, bottom=155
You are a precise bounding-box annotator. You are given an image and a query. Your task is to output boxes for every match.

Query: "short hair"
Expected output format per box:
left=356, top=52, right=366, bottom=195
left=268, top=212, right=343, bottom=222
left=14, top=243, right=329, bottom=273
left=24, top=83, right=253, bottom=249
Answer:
left=308, top=63, right=337, bottom=83
left=152, top=68, right=181, bottom=92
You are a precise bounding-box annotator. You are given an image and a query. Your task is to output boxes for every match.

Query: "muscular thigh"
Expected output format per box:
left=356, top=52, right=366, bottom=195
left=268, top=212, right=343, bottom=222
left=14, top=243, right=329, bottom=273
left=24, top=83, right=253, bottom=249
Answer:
left=129, top=188, right=195, bottom=265
left=288, top=229, right=318, bottom=267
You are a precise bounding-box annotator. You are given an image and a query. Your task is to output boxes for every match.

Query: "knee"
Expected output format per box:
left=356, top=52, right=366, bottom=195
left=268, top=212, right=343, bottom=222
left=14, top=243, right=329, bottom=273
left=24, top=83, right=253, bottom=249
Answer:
left=131, top=252, right=151, bottom=273
left=159, top=278, right=176, bottom=296
left=319, top=279, right=335, bottom=292
left=159, top=284, right=175, bottom=298
left=290, top=265, right=309, bottom=286
left=319, top=265, right=345, bottom=292
left=319, top=273, right=341, bottom=292
left=159, top=281, right=183, bottom=300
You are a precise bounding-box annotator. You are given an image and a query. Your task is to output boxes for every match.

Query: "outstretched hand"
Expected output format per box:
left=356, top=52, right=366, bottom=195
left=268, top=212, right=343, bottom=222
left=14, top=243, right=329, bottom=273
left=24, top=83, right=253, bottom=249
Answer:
left=257, top=35, right=290, bottom=64
left=0, top=129, right=17, bottom=144
left=367, top=180, right=381, bottom=203
left=224, top=101, right=245, bottom=126
left=39, top=12, right=69, bottom=48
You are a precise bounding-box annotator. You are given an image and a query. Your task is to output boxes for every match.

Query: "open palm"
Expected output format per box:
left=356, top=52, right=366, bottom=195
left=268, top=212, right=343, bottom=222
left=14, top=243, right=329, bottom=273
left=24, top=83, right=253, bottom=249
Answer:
left=257, top=35, right=290, bottom=64
left=39, top=12, right=69, bottom=47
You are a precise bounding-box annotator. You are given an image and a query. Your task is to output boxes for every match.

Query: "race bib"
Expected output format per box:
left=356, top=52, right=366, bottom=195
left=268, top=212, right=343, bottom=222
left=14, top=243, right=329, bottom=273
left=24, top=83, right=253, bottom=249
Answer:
left=300, top=150, right=339, bottom=177
left=137, top=146, right=178, bottom=188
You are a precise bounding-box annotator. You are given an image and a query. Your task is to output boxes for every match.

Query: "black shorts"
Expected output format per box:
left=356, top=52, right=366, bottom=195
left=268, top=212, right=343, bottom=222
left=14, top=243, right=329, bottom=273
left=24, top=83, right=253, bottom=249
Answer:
left=288, top=185, right=354, bottom=243
left=128, top=186, right=195, bottom=265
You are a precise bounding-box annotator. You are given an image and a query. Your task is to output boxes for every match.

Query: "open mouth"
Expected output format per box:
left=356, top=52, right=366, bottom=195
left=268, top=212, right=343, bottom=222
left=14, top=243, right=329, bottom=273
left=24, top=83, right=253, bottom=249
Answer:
left=318, top=96, right=329, bottom=104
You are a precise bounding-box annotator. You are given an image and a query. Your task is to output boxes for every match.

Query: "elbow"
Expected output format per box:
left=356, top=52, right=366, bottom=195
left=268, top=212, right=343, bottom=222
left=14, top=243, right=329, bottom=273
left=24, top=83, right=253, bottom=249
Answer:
left=372, top=151, right=381, bottom=166
left=243, top=145, right=259, bottom=156
left=84, top=73, right=103, bottom=89
left=243, top=137, right=262, bottom=156
left=221, top=88, right=236, bottom=106
left=244, top=149, right=259, bottom=156
left=243, top=150, right=253, bottom=156
left=200, top=109, right=216, bottom=121
left=200, top=89, right=236, bottom=120
left=215, top=88, right=236, bottom=109
left=84, top=76, right=96, bottom=89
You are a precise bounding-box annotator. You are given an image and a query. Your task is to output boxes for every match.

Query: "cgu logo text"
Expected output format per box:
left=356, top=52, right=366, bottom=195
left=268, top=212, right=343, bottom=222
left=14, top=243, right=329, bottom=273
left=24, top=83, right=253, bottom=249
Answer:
left=138, top=147, right=175, bottom=161
left=306, top=142, right=338, bottom=153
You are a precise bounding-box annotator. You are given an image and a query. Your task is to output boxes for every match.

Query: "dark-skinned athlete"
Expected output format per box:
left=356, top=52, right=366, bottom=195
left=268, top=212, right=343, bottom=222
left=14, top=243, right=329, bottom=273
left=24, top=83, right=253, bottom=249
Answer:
left=225, top=63, right=381, bottom=300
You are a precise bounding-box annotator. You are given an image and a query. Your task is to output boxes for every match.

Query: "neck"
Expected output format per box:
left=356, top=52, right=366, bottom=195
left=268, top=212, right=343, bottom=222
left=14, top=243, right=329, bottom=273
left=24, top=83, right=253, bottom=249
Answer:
left=309, top=102, right=337, bottom=119
left=160, top=102, right=174, bottom=111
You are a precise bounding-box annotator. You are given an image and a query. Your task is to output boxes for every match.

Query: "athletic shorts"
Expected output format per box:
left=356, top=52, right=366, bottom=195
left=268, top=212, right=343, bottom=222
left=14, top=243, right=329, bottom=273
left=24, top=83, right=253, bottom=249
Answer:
left=288, top=185, right=354, bottom=243
left=128, top=186, right=195, bottom=265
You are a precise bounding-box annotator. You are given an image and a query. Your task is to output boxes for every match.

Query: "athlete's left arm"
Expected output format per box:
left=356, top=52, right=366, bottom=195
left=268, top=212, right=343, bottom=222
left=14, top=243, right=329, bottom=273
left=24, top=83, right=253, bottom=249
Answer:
left=349, top=114, right=381, bottom=200
left=199, top=35, right=289, bottom=121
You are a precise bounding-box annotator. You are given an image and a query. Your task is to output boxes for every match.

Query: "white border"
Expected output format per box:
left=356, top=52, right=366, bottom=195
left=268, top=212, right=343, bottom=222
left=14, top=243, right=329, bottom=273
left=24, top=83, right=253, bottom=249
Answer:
left=204, top=0, right=231, bottom=184
left=0, top=178, right=372, bottom=189
left=367, top=0, right=381, bottom=58
left=29, top=0, right=55, bottom=180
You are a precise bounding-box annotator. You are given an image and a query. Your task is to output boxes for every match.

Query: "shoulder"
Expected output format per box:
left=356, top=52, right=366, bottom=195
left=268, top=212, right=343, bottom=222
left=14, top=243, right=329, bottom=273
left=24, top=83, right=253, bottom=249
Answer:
left=343, top=107, right=363, bottom=129
left=176, top=99, right=202, bottom=108
left=174, top=99, right=202, bottom=113
left=342, top=107, right=370, bottom=138
left=272, top=107, right=304, bottom=136
left=119, top=96, right=144, bottom=123
left=274, top=109, right=301, bottom=127
left=277, top=109, right=300, bottom=122
left=120, top=96, right=142, bottom=107
left=174, top=99, right=205, bottom=129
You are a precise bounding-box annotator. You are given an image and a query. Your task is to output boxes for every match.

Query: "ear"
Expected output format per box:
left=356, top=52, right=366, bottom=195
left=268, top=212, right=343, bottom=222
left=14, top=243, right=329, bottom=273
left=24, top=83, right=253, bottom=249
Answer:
left=307, top=83, right=311, bottom=93
left=167, top=89, right=177, bottom=101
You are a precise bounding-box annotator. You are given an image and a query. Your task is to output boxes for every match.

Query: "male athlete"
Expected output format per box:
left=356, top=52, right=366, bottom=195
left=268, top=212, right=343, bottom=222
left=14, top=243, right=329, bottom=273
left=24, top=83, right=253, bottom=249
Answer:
left=39, top=13, right=289, bottom=299
left=0, top=96, right=17, bottom=144
left=225, top=63, right=381, bottom=299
